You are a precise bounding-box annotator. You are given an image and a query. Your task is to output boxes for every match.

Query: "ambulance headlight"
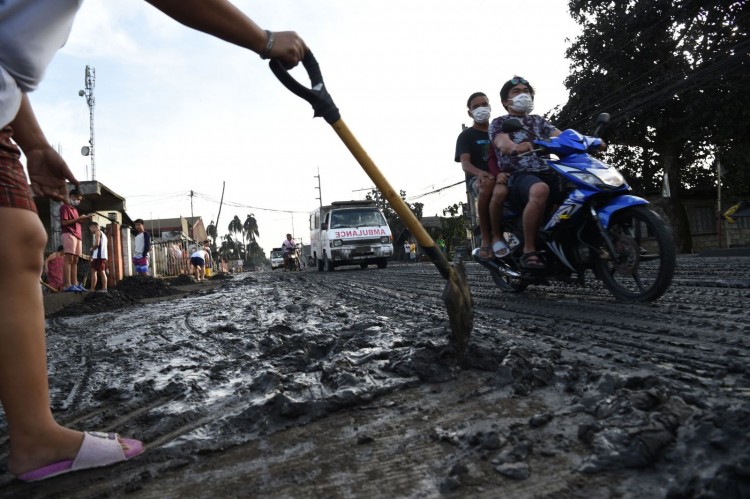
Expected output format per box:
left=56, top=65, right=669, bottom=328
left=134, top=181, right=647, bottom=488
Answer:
left=332, top=239, right=343, bottom=247
left=380, top=236, right=390, bottom=244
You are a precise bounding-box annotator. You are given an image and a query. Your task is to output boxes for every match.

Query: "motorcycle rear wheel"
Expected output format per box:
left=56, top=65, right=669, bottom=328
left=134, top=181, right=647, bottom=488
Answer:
left=595, top=205, right=675, bottom=302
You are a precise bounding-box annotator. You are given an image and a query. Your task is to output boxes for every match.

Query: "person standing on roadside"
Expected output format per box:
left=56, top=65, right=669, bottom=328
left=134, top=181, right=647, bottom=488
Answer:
left=410, top=241, right=417, bottom=263
left=0, top=0, right=305, bottom=482
left=132, top=218, right=151, bottom=276
left=455, top=92, right=496, bottom=261
left=88, top=222, right=107, bottom=292
left=60, top=188, right=91, bottom=292
left=403, top=240, right=411, bottom=262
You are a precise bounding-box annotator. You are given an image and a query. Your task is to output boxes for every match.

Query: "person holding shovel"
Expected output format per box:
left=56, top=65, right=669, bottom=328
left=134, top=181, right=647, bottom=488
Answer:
left=0, top=0, right=305, bottom=482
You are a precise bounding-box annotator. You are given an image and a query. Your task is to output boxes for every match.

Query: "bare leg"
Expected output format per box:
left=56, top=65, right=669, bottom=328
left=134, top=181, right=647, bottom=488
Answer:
left=0, top=208, right=83, bottom=476
left=88, top=266, right=97, bottom=292
left=62, top=254, right=74, bottom=288
left=99, top=268, right=107, bottom=290
left=477, top=180, right=493, bottom=248
left=70, top=255, right=79, bottom=287
left=490, top=182, right=509, bottom=247
left=522, top=182, right=549, bottom=255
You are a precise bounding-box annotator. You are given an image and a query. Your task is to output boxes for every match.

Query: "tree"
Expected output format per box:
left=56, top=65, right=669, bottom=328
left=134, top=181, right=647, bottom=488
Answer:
left=219, top=234, right=237, bottom=260
left=365, top=189, right=423, bottom=245
left=553, top=0, right=748, bottom=252
left=243, top=214, right=259, bottom=247
left=439, top=203, right=470, bottom=257
left=206, top=221, right=217, bottom=253
left=228, top=215, right=243, bottom=256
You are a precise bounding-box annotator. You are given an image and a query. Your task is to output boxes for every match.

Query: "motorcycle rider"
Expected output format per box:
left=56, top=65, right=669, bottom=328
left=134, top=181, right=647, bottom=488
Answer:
left=281, top=233, right=296, bottom=269
left=489, top=76, right=561, bottom=270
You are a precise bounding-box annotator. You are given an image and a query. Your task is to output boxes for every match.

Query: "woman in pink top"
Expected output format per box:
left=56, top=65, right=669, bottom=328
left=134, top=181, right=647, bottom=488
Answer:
left=43, top=245, right=65, bottom=291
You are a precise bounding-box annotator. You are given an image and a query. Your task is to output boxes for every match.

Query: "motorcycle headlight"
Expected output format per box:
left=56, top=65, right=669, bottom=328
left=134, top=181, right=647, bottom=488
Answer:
left=380, top=236, right=390, bottom=244
left=332, top=239, right=343, bottom=247
left=571, top=168, right=625, bottom=188
left=594, top=168, right=626, bottom=187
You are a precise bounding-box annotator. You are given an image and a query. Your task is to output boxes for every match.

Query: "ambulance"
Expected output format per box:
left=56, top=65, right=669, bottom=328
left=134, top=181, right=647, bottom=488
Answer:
left=310, top=200, right=393, bottom=271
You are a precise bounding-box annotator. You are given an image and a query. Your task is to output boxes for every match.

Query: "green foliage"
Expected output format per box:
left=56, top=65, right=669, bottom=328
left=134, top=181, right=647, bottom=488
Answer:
left=365, top=189, right=423, bottom=244
left=243, top=214, right=259, bottom=244
left=553, top=0, right=748, bottom=251
left=439, top=203, right=470, bottom=256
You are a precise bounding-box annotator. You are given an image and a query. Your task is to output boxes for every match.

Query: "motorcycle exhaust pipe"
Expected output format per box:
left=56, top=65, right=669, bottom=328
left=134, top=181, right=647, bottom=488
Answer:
left=471, top=249, right=522, bottom=278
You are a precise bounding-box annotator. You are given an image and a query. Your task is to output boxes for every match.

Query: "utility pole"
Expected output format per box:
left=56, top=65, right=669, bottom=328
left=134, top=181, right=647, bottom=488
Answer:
left=189, top=190, right=194, bottom=240
left=215, top=181, right=226, bottom=241
left=79, top=65, right=96, bottom=180
left=314, top=167, right=323, bottom=209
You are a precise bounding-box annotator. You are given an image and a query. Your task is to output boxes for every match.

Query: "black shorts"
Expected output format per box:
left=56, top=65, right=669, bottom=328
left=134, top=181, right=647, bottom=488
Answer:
left=508, top=171, right=563, bottom=210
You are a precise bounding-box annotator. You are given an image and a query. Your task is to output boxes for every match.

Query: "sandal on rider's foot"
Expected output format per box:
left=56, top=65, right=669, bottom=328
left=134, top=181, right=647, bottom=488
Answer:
left=520, top=252, right=545, bottom=269
left=477, top=246, right=494, bottom=261
left=492, top=239, right=509, bottom=258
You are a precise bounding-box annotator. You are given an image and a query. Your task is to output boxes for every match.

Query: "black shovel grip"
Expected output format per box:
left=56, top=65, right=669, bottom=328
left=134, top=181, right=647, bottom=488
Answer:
left=269, top=51, right=340, bottom=124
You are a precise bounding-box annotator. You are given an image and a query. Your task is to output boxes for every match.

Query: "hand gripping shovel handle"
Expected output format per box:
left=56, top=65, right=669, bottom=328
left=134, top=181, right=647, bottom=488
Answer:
left=269, top=53, right=452, bottom=278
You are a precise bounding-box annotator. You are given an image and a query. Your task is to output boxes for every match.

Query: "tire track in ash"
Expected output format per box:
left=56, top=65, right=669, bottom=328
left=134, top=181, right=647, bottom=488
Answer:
left=466, top=259, right=750, bottom=396
left=299, top=260, right=749, bottom=394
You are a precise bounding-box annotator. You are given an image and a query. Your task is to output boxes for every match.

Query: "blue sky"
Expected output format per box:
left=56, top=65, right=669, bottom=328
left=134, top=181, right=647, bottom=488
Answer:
left=29, top=0, right=580, bottom=253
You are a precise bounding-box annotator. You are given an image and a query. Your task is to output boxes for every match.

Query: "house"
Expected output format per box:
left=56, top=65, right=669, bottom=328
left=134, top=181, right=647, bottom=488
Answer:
left=139, top=216, right=207, bottom=243
left=35, top=181, right=211, bottom=282
left=35, top=180, right=134, bottom=284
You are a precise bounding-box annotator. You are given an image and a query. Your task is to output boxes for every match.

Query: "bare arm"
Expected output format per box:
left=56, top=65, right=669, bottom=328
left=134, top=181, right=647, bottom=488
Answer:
left=459, top=153, right=493, bottom=181
left=9, top=95, right=79, bottom=202
left=61, top=213, right=92, bottom=226
left=493, top=133, right=530, bottom=155
left=43, top=252, right=55, bottom=273
left=145, top=0, right=306, bottom=65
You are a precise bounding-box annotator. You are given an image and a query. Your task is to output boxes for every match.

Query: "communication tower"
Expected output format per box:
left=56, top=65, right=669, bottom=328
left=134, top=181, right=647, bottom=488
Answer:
left=79, top=65, right=96, bottom=180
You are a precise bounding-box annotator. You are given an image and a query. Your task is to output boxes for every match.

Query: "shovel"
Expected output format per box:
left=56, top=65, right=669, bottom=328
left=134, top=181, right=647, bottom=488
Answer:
left=270, top=52, right=474, bottom=358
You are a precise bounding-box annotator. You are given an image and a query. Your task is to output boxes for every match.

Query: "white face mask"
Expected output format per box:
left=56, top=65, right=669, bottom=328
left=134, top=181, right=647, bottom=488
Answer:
left=70, top=199, right=80, bottom=206
left=471, top=106, right=491, bottom=123
left=509, top=93, right=534, bottom=113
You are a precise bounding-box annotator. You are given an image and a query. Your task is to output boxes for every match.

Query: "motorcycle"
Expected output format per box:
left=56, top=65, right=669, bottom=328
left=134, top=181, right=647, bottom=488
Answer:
left=284, top=247, right=301, bottom=271
left=474, top=113, right=676, bottom=302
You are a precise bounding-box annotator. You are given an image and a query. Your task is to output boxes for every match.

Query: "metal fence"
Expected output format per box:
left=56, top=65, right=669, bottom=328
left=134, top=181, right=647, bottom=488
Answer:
left=151, top=239, right=192, bottom=277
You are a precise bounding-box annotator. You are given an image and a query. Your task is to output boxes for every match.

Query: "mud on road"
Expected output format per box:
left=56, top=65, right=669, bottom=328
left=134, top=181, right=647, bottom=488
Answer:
left=1, top=255, right=748, bottom=498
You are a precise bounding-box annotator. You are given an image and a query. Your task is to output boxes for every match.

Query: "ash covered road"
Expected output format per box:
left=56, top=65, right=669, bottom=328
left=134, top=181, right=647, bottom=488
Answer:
left=1, top=255, right=748, bottom=498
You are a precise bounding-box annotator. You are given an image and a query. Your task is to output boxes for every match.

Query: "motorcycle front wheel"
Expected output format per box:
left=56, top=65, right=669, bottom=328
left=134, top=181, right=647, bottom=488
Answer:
left=595, top=205, right=676, bottom=302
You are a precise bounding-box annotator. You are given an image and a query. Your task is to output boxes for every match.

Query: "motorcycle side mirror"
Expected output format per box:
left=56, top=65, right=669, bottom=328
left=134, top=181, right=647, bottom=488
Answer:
left=593, top=112, right=610, bottom=137
left=501, top=118, right=524, bottom=133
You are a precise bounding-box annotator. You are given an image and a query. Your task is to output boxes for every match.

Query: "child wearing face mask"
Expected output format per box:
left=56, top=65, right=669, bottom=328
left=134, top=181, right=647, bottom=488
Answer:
left=455, top=92, right=498, bottom=261
left=60, top=188, right=92, bottom=292
left=488, top=76, right=562, bottom=269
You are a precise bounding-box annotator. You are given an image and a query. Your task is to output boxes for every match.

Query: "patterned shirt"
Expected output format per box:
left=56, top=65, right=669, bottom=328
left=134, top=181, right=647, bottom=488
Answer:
left=488, top=114, right=558, bottom=174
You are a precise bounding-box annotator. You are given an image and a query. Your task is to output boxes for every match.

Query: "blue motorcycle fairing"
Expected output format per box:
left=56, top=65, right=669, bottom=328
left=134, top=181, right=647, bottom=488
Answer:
left=597, top=195, right=649, bottom=228
left=551, top=154, right=612, bottom=172
left=535, top=129, right=602, bottom=157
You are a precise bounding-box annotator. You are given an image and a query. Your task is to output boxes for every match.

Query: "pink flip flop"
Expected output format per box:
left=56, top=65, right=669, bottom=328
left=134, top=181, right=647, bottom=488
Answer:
left=16, top=431, right=144, bottom=482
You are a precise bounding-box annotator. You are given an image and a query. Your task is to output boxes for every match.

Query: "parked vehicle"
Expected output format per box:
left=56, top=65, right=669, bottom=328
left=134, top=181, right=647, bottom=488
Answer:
left=270, top=248, right=285, bottom=270
left=310, top=200, right=394, bottom=271
left=475, top=114, right=676, bottom=302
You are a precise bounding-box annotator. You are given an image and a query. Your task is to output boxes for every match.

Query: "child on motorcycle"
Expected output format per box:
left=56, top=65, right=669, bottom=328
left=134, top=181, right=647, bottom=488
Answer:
left=488, top=76, right=561, bottom=269
left=455, top=92, right=496, bottom=261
